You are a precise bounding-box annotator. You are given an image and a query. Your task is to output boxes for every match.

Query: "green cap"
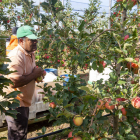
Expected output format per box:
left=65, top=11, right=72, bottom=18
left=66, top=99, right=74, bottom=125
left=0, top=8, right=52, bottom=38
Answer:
left=17, top=25, right=38, bottom=39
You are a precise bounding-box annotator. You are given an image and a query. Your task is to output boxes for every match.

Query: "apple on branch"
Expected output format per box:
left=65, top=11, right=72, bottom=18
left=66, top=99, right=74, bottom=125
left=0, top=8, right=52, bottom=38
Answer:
left=121, top=108, right=127, bottom=116
left=105, top=98, right=115, bottom=110
left=97, top=99, right=106, bottom=110
left=131, top=97, right=140, bottom=109
left=49, top=102, right=56, bottom=108
left=73, top=115, right=83, bottom=126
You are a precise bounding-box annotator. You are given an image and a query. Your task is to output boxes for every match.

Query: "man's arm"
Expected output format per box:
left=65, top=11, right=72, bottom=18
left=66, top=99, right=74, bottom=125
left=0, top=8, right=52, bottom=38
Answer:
left=10, top=66, right=44, bottom=88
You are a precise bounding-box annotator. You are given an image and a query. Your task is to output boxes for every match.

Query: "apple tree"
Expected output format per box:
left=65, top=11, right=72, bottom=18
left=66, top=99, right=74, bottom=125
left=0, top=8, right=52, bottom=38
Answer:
left=36, top=0, right=140, bottom=139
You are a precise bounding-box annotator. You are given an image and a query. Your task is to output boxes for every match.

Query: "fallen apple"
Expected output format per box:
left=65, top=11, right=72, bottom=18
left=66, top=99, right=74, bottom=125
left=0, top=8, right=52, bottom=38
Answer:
left=73, top=115, right=83, bottom=126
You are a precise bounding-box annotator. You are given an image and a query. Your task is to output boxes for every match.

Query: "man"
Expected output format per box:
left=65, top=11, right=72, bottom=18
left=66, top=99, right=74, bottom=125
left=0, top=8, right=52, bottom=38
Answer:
left=6, top=27, right=18, bottom=55
left=3, top=25, right=44, bottom=140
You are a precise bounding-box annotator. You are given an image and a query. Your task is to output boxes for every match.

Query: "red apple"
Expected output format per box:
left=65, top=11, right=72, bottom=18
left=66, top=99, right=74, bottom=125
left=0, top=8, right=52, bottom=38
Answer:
left=49, top=102, right=56, bottom=108
left=0, top=0, right=2, bottom=2
left=97, top=99, right=106, bottom=110
left=133, top=68, right=138, bottom=74
left=116, top=98, right=126, bottom=102
left=131, top=63, right=138, bottom=69
left=131, top=0, right=137, bottom=5
left=68, top=131, right=74, bottom=140
left=62, top=64, right=65, bottom=67
left=117, top=0, right=123, bottom=2
left=73, top=115, right=83, bottom=126
left=131, top=97, right=140, bottom=109
left=7, top=20, right=10, bottom=23
left=43, top=70, right=46, bottom=76
left=99, top=61, right=106, bottom=68
left=73, top=136, right=82, bottom=140
left=17, top=16, right=20, bottom=19
left=36, top=76, right=43, bottom=83
left=131, top=80, right=137, bottom=84
left=105, top=98, right=115, bottom=110
left=121, top=108, right=127, bottom=116
left=57, top=60, right=60, bottom=63
left=124, top=35, right=129, bottom=41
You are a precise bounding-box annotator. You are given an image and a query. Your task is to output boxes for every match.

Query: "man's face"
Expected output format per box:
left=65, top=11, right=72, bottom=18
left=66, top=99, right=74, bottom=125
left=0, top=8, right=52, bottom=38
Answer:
left=21, top=37, right=38, bottom=53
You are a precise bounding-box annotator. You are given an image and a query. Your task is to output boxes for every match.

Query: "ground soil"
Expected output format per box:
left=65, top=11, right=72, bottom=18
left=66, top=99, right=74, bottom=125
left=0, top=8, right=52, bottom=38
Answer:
left=0, top=69, right=89, bottom=140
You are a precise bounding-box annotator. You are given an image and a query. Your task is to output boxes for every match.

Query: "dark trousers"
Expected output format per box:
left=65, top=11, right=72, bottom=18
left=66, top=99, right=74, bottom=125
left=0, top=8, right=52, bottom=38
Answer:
left=5, top=107, right=29, bottom=140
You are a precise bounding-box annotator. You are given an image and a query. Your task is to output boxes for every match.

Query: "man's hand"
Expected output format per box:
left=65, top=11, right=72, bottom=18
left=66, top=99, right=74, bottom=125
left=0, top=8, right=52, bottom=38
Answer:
left=33, top=66, right=44, bottom=79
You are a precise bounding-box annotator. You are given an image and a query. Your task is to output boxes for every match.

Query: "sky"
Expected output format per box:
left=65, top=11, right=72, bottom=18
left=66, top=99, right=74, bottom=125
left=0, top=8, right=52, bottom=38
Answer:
left=34, top=0, right=116, bottom=16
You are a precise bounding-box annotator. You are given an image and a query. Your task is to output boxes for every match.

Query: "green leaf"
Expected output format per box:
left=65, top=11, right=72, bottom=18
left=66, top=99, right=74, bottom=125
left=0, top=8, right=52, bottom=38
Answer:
left=124, top=43, right=132, bottom=50
left=117, top=58, right=124, bottom=63
left=91, top=123, right=96, bottom=129
left=52, top=0, right=57, bottom=5
left=125, top=134, right=137, bottom=140
left=9, top=102, right=19, bottom=109
left=115, top=134, right=125, bottom=140
left=42, top=126, right=46, bottom=134
left=5, top=91, right=21, bottom=98
left=0, top=137, right=7, bottom=140
left=123, top=122, right=132, bottom=134
left=0, top=101, right=8, bottom=108
left=79, top=86, right=92, bottom=94
left=6, top=109, right=18, bottom=115
left=91, top=61, right=97, bottom=70
left=78, top=20, right=85, bottom=32
left=64, top=103, right=74, bottom=109
left=63, top=110, right=75, bottom=118
left=118, top=80, right=126, bottom=85
left=120, top=71, right=128, bottom=76
left=47, top=29, right=53, bottom=35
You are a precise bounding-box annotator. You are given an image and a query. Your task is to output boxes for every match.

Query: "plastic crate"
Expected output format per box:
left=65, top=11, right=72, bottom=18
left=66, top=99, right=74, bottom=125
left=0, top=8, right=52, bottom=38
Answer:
left=44, top=68, right=58, bottom=76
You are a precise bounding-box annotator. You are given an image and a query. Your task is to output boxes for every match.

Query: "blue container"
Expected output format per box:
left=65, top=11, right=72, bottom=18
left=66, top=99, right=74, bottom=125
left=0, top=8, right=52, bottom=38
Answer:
left=60, top=74, right=76, bottom=86
left=44, top=68, right=58, bottom=76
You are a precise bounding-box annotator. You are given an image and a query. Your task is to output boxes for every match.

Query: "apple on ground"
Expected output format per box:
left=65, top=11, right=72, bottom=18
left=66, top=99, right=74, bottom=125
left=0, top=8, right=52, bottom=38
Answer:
left=105, top=98, right=115, bottom=110
left=49, top=102, right=56, bottom=108
left=73, top=115, right=83, bottom=126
